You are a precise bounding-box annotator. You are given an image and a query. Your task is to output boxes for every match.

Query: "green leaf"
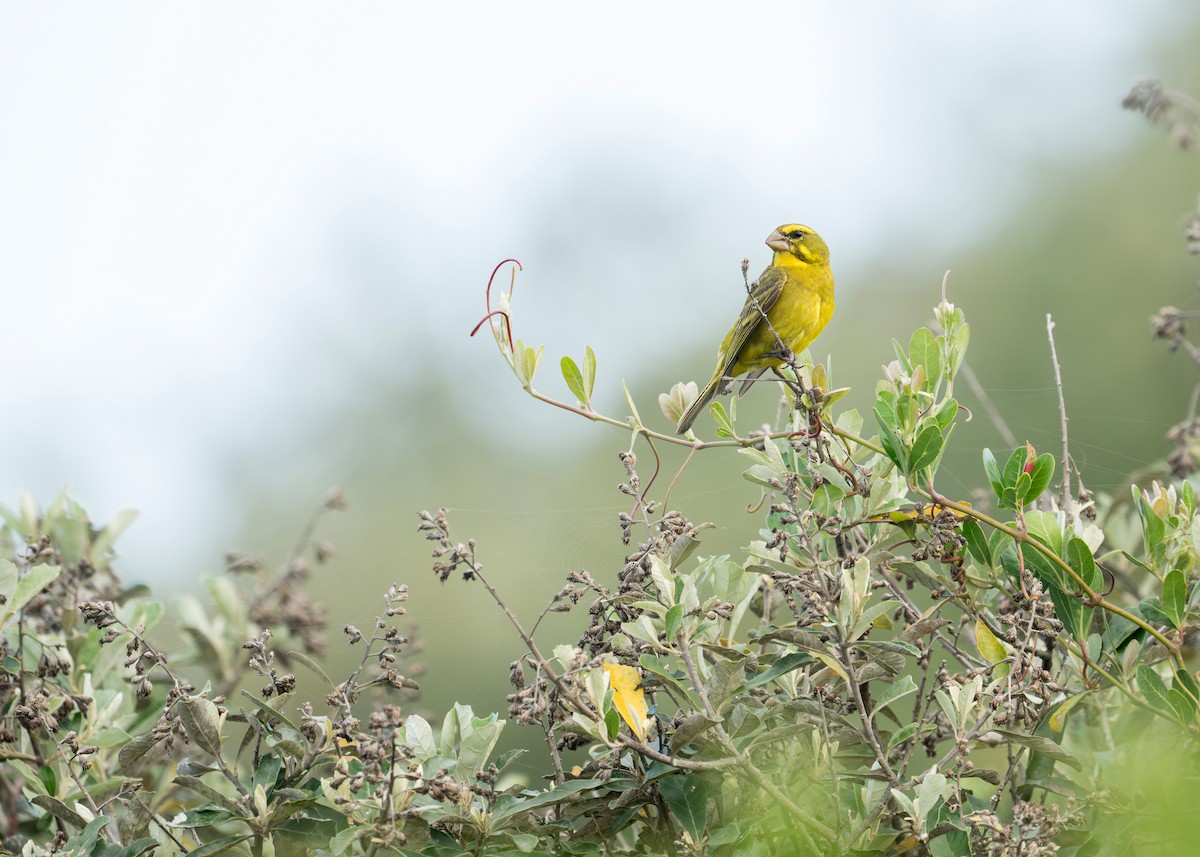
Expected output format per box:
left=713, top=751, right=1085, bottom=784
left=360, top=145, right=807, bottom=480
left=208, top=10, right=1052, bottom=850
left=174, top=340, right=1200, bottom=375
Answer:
left=997, top=536, right=1068, bottom=592
left=521, top=343, right=544, bottom=385
left=561, top=356, right=586, bottom=405
left=962, top=519, right=992, bottom=566
left=931, top=832, right=972, bottom=857
left=670, top=713, right=722, bottom=751
left=328, top=826, right=370, bottom=856
left=179, top=696, right=224, bottom=757
left=1022, top=453, right=1055, bottom=505
left=664, top=604, right=683, bottom=642
left=933, top=398, right=958, bottom=432
left=706, top=659, right=745, bottom=712
left=0, top=560, right=15, bottom=607
left=113, top=837, right=160, bottom=857
left=31, top=795, right=88, bottom=828
left=173, top=775, right=247, bottom=817
left=440, top=702, right=474, bottom=755
left=640, top=658, right=702, bottom=717
left=887, top=721, right=938, bottom=751
left=5, top=760, right=47, bottom=796
left=605, top=706, right=620, bottom=741
left=492, top=778, right=605, bottom=822
left=405, top=714, right=437, bottom=758
left=667, top=526, right=710, bottom=571
left=707, top=822, right=748, bottom=848
left=1099, top=610, right=1139, bottom=652
left=238, top=691, right=302, bottom=737
left=282, top=648, right=336, bottom=687
left=37, top=763, right=56, bottom=795
left=1138, top=496, right=1166, bottom=554
left=982, top=449, right=1003, bottom=500
left=1137, top=664, right=1176, bottom=720
left=186, top=836, right=253, bottom=857
left=1066, top=538, right=1100, bottom=591
left=62, top=817, right=111, bottom=852
left=1024, top=510, right=1065, bottom=559
left=916, top=771, right=952, bottom=827
left=875, top=388, right=899, bottom=423
left=1167, top=687, right=1196, bottom=725
left=492, top=750, right=527, bottom=779
left=870, top=674, right=918, bottom=721
left=1048, top=585, right=1093, bottom=642
left=512, top=338, right=529, bottom=383
left=874, top=403, right=907, bottom=470
left=252, top=754, right=282, bottom=792
left=507, top=832, right=540, bottom=853
left=710, top=400, right=736, bottom=438
left=1163, top=568, right=1187, bottom=630
left=583, top=345, right=597, bottom=400
left=7, top=563, right=62, bottom=619
left=660, top=774, right=708, bottom=842
left=745, top=651, right=813, bottom=689
left=907, top=423, right=945, bottom=474
left=1002, top=447, right=1026, bottom=490
left=459, top=714, right=504, bottom=775
left=991, top=729, right=1082, bottom=770
left=174, top=805, right=238, bottom=828
left=1139, top=596, right=1170, bottom=627
left=1041, top=693, right=1084, bottom=738
left=1175, top=668, right=1200, bottom=703
left=908, top=327, right=942, bottom=388
left=811, top=482, right=846, bottom=518
left=1014, top=471, right=1032, bottom=507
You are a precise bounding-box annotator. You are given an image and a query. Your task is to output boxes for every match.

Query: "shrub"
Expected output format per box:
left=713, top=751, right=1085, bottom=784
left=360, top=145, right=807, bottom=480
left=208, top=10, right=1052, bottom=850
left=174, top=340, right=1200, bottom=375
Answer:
left=0, top=78, right=1197, bottom=857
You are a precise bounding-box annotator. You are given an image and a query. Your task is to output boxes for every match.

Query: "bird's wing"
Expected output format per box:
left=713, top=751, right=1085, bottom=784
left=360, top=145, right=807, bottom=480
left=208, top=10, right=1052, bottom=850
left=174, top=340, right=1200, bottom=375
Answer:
left=718, top=266, right=788, bottom=376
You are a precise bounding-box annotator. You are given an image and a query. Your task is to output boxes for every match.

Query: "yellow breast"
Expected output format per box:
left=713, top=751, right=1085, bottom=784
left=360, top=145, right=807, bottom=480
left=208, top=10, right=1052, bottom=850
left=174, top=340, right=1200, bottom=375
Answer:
left=731, top=264, right=834, bottom=376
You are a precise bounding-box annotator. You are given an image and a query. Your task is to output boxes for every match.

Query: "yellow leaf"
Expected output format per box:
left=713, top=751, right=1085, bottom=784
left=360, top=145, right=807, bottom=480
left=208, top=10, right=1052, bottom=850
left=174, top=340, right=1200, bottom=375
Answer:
left=603, top=664, right=649, bottom=742
left=809, top=651, right=851, bottom=687
left=974, top=618, right=1010, bottom=682
left=1047, top=693, right=1085, bottom=735
left=866, top=502, right=971, bottom=524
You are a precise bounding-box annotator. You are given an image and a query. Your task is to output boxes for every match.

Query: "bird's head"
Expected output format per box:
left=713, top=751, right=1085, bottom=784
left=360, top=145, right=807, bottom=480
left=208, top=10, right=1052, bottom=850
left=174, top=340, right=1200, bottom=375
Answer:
left=766, top=224, right=829, bottom=266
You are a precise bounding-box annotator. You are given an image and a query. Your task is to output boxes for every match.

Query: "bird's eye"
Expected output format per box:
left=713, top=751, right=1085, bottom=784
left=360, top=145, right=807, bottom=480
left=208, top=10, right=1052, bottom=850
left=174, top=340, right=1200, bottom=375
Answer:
left=787, top=230, right=804, bottom=239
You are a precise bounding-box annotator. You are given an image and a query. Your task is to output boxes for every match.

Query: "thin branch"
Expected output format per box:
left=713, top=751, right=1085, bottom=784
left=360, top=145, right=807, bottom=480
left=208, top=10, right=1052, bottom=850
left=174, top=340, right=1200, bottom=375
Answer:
left=959, top=361, right=1017, bottom=449
left=834, top=634, right=897, bottom=783
left=921, top=489, right=1181, bottom=662
left=1046, top=314, right=1072, bottom=518
left=660, top=444, right=699, bottom=513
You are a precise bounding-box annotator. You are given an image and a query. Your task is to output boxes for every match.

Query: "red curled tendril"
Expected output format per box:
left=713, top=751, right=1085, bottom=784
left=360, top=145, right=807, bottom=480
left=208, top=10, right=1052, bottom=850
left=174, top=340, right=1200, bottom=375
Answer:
left=469, top=258, right=523, bottom=355
left=469, top=310, right=513, bottom=345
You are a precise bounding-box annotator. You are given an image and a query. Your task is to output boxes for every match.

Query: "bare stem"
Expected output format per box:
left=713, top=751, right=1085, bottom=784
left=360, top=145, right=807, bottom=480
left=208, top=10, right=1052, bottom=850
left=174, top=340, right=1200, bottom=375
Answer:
left=834, top=635, right=897, bottom=783
left=1046, top=315, right=1071, bottom=518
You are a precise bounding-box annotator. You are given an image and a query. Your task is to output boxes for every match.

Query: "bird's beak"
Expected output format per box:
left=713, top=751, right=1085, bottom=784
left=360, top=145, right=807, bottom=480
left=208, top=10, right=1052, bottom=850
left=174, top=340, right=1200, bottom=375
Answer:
left=765, top=229, right=789, bottom=252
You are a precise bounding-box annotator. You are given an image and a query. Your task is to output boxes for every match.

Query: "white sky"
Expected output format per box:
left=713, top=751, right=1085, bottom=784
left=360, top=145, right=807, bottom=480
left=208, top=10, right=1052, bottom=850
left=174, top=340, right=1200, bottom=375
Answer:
left=0, top=2, right=1193, bottom=578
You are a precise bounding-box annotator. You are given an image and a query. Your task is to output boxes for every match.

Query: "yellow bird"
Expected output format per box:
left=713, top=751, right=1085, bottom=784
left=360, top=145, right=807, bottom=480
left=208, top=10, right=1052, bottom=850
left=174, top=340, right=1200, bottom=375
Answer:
left=676, top=224, right=835, bottom=434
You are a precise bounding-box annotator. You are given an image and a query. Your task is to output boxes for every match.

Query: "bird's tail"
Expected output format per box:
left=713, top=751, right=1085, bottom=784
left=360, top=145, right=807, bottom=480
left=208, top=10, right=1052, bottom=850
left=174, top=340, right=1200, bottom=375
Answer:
left=676, top=375, right=722, bottom=434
